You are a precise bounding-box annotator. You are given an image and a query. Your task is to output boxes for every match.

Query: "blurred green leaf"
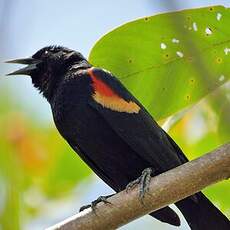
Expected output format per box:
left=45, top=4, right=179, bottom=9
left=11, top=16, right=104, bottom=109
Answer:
left=43, top=128, right=91, bottom=197
left=89, top=5, right=230, bottom=120
left=0, top=144, right=21, bottom=230
left=0, top=113, right=92, bottom=227
left=218, top=102, right=230, bottom=143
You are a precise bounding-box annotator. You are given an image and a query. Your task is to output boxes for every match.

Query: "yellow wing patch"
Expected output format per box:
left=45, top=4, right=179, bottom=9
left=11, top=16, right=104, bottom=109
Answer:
left=93, top=91, right=140, bottom=113
left=88, top=68, right=140, bottom=114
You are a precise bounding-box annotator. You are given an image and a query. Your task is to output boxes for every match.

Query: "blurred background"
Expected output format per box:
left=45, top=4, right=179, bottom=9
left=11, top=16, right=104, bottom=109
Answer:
left=0, top=0, right=229, bottom=229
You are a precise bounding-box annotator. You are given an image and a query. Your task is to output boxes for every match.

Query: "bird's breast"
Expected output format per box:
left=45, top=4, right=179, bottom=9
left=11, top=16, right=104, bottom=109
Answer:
left=50, top=75, right=93, bottom=136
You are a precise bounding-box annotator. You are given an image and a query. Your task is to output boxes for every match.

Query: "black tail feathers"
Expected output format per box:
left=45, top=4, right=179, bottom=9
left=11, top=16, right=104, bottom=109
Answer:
left=176, top=192, right=230, bottom=230
left=150, top=206, right=181, bottom=226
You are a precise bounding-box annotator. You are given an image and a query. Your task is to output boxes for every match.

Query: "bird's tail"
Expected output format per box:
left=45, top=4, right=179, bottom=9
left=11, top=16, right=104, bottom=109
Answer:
left=176, top=192, right=230, bottom=230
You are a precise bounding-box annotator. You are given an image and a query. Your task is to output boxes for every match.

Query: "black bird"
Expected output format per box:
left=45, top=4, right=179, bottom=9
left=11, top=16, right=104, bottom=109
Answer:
left=7, top=46, right=230, bottom=229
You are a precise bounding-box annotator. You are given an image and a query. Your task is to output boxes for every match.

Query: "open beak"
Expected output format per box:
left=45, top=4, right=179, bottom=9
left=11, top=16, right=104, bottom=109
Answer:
left=6, top=57, right=41, bottom=76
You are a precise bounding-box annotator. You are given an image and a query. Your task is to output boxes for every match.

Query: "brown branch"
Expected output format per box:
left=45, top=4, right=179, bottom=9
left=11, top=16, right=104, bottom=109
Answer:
left=46, top=143, right=230, bottom=230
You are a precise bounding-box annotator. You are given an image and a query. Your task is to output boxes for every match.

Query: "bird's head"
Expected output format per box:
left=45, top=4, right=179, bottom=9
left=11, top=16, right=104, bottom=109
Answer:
left=7, top=46, right=88, bottom=100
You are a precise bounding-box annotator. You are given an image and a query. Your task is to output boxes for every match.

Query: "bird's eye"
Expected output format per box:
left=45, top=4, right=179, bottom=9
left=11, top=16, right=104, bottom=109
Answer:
left=44, top=50, right=49, bottom=55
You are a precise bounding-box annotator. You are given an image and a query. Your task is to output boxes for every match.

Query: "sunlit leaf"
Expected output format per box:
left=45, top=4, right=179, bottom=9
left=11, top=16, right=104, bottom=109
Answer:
left=89, top=5, right=230, bottom=120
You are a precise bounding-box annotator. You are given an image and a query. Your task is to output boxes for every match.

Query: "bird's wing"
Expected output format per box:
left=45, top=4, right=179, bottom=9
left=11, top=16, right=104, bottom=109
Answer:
left=88, top=68, right=186, bottom=171
left=67, top=140, right=120, bottom=190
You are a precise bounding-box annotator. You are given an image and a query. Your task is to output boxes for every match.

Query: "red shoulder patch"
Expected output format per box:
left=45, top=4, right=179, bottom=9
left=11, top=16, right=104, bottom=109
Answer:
left=88, top=68, right=140, bottom=114
left=88, top=68, right=117, bottom=97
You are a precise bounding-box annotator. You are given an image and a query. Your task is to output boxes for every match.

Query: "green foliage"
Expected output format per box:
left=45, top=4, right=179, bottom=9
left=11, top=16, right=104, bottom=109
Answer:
left=0, top=111, right=91, bottom=229
left=89, top=5, right=230, bottom=216
left=89, top=5, right=229, bottom=120
left=0, top=5, right=229, bottom=229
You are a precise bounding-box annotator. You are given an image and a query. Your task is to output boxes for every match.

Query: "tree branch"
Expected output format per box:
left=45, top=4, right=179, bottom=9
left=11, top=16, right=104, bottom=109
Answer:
left=46, top=143, right=230, bottom=230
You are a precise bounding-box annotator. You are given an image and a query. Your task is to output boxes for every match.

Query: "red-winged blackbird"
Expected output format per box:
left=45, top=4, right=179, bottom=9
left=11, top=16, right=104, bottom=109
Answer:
left=7, top=46, right=230, bottom=229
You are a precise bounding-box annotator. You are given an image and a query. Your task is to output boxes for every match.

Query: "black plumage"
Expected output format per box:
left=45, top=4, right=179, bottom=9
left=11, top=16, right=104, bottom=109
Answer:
left=7, top=46, right=230, bottom=229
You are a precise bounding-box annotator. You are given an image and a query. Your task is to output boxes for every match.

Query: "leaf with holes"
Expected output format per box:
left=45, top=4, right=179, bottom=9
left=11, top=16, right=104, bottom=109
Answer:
left=89, top=5, right=230, bottom=120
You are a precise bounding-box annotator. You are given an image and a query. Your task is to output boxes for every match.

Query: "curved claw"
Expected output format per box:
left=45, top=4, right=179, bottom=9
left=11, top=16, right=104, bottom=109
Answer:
left=139, top=168, right=152, bottom=203
left=79, top=194, right=113, bottom=212
left=91, top=196, right=112, bottom=211
left=79, top=204, right=91, bottom=212
left=126, top=177, right=141, bottom=192
left=126, top=167, right=153, bottom=204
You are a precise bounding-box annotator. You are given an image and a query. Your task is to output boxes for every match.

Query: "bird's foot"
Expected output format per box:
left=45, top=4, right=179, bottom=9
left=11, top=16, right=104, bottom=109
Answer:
left=126, top=167, right=152, bottom=204
left=79, top=194, right=113, bottom=212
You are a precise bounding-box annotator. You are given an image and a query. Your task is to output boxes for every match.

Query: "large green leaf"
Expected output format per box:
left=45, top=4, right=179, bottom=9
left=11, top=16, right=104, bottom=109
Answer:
left=89, top=5, right=230, bottom=120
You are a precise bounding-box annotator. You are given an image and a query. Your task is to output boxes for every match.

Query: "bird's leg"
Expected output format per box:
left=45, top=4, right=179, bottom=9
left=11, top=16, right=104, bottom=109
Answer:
left=126, top=167, right=152, bottom=204
left=79, top=194, right=114, bottom=212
